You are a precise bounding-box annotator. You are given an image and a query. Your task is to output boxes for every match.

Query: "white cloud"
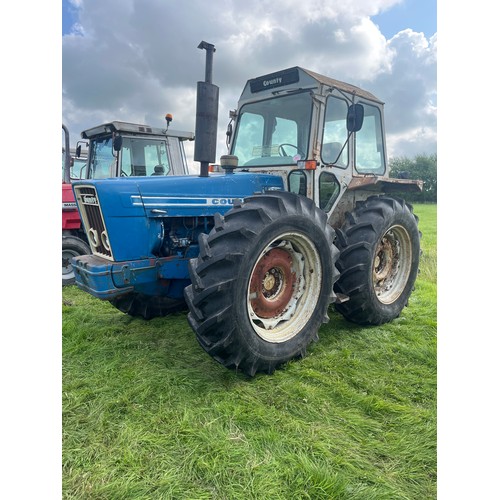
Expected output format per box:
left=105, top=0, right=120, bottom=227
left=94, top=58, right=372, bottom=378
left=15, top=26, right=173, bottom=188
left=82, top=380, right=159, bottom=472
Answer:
left=368, top=30, right=437, bottom=157
left=63, top=0, right=437, bottom=166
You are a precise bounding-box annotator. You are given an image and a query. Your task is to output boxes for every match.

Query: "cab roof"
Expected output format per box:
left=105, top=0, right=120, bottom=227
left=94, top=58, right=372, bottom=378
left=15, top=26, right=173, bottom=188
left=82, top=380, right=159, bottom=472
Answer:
left=81, top=121, right=195, bottom=141
left=240, top=66, right=383, bottom=104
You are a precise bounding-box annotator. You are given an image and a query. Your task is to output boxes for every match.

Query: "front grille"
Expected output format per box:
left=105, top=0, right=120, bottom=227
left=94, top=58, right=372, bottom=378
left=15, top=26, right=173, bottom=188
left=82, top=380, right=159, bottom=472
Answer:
left=74, top=185, right=113, bottom=260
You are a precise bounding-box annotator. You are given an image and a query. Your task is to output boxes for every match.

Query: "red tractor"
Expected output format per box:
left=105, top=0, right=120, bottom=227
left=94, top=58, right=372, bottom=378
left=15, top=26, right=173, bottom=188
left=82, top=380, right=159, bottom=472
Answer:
left=62, top=120, right=194, bottom=285
left=62, top=124, right=90, bottom=286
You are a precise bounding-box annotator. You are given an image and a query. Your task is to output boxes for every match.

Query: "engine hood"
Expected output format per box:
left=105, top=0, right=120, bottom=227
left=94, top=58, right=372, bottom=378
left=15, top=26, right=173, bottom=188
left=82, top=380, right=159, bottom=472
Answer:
left=72, top=173, right=285, bottom=217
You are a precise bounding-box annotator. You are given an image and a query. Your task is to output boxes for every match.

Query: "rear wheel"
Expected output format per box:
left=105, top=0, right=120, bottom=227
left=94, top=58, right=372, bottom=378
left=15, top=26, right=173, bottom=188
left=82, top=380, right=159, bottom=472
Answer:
left=62, top=235, right=91, bottom=286
left=185, top=191, right=339, bottom=376
left=334, top=195, right=420, bottom=325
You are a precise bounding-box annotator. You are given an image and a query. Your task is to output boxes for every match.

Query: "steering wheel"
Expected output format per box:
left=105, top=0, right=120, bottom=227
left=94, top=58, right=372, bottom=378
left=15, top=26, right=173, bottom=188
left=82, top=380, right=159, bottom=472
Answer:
left=278, top=143, right=305, bottom=159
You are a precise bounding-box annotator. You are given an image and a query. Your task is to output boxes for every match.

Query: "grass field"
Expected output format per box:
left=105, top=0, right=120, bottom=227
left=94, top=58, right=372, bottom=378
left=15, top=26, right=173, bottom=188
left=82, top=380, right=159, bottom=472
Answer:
left=62, top=203, right=437, bottom=499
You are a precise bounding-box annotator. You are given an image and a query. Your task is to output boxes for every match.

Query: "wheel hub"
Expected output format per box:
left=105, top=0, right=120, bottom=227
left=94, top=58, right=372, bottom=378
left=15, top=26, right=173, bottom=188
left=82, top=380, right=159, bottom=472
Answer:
left=374, top=236, right=395, bottom=282
left=249, top=248, right=295, bottom=319
left=263, top=271, right=278, bottom=293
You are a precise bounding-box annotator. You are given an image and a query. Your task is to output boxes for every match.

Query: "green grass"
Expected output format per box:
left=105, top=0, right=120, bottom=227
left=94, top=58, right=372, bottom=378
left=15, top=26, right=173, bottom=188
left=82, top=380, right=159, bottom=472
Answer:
left=62, top=203, right=436, bottom=499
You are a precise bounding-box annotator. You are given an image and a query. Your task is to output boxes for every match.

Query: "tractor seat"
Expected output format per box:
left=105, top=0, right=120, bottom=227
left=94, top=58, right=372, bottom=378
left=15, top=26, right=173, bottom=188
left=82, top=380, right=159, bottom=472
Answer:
left=152, top=165, right=165, bottom=175
left=131, top=165, right=147, bottom=176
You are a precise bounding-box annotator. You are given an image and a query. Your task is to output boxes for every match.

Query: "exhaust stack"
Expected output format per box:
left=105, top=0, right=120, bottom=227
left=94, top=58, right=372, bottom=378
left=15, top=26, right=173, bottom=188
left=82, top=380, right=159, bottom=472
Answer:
left=194, top=41, right=219, bottom=177
left=62, top=123, right=71, bottom=184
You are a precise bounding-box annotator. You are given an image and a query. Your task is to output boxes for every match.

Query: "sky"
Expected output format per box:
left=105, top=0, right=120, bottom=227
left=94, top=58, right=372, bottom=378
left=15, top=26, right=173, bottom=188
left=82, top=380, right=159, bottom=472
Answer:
left=61, top=0, right=437, bottom=172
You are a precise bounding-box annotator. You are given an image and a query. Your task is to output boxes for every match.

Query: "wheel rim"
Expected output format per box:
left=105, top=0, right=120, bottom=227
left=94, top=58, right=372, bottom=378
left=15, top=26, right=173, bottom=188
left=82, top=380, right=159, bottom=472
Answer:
left=247, top=232, right=322, bottom=343
left=62, top=248, right=79, bottom=281
left=372, top=224, right=412, bottom=304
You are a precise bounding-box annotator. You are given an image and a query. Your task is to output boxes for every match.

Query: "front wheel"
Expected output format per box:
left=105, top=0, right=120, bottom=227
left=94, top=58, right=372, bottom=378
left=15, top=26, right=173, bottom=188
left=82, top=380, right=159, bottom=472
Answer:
left=334, top=195, right=421, bottom=325
left=185, top=191, right=339, bottom=376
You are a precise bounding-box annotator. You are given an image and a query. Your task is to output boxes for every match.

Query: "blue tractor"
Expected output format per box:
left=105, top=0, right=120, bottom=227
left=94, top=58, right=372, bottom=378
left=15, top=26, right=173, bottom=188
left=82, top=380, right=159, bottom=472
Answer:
left=71, top=42, right=422, bottom=376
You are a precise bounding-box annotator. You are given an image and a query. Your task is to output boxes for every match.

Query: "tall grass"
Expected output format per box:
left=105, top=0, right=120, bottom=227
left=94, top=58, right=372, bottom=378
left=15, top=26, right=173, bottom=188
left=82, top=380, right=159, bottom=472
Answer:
left=414, top=204, right=436, bottom=283
left=62, top=203, right=436, bottom=499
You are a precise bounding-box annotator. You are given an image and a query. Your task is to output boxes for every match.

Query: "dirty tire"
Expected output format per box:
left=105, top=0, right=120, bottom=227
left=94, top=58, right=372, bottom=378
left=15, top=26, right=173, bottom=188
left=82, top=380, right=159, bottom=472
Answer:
left=184, top=191, right=339, bottom=376
left=110, top=293, right=186, bottom=320
left=334, top=195, right=420, bottom=325
left=62, top=235, right=91, bottom=286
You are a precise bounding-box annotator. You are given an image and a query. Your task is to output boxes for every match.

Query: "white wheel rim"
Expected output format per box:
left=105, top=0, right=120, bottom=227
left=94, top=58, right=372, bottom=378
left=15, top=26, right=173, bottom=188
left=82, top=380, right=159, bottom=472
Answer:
left=372, top=224, right=412, bottom=304
left=247, top=232, right=322, bottom=343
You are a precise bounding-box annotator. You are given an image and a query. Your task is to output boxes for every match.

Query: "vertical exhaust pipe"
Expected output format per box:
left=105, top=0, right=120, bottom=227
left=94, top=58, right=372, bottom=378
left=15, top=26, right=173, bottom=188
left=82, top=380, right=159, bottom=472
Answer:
left=62, top=123, right=71, bottom=184
left=194, top=41, right=219, bottom=177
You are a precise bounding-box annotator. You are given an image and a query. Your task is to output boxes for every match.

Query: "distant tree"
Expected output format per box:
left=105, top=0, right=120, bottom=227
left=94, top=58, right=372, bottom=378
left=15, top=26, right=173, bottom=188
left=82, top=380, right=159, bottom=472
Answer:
left=389, top=153, right=437, bottom=203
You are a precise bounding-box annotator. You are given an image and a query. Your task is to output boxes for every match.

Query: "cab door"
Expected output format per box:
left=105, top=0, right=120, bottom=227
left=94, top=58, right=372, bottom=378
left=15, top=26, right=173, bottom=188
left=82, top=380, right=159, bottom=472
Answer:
left=315, top=93, right=350, bottom=212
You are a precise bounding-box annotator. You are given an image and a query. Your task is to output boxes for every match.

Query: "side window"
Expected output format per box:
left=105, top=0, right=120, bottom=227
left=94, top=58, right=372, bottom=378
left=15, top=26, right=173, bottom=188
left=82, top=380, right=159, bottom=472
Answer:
left=121, top=146, right=133, bottom=176
left=355, top=103, right=385, bottom=174
left=319, top=172, right=340, bottom=212
left=288, top=170, right=307, bottom=196
left=321, top=96, right=348, bottom=167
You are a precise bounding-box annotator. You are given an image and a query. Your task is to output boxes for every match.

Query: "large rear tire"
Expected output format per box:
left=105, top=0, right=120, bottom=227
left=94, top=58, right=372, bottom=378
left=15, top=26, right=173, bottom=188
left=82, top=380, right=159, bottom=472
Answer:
left=62, top=235, right=91, bottom=286
left=334, top=195, right=420, bottom=325
left=184, top=191, right=339, bottom=376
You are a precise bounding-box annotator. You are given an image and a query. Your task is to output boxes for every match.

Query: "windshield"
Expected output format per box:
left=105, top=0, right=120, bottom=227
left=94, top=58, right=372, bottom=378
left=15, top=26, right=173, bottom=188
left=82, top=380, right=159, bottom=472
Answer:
left=231, top=92, right=313, bottom=167
left=120, top=137, right=171, bottom=177
left=88, top=136, right=171, bottom=179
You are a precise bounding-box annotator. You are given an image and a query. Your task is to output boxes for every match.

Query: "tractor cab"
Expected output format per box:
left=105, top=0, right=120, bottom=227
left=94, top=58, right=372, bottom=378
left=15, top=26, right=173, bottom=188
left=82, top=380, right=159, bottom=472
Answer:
left=226, top=67, right=420, bottom=219
left=81, top=121, right=194, bottom=179
left=67, top=148, right=88, bottom=180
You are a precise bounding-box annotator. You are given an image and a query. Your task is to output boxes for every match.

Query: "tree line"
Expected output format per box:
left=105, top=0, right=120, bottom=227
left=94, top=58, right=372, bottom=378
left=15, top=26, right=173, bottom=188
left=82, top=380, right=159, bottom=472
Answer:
left=389, top=153, right=437, bottom=203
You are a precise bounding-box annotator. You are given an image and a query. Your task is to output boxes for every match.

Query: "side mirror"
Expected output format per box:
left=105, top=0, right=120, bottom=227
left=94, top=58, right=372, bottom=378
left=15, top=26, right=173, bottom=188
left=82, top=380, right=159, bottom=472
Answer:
left=76, top=144, right=82, bottom=158
left=113, top=134, right=123, bottom=152
left=347, top=103, right=364, bottom=133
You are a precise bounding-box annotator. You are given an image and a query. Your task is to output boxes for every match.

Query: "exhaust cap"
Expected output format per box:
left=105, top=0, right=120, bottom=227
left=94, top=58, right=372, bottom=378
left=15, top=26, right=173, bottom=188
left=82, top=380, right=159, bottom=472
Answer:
left=220, top=155, right=238, bottom=174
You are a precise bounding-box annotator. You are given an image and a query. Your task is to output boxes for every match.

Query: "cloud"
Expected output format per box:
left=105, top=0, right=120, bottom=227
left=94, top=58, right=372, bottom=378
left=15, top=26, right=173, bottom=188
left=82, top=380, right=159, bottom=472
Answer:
left=62, top=0, right=437, bottom=169
left=370, top=30, right=437, bottom=157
